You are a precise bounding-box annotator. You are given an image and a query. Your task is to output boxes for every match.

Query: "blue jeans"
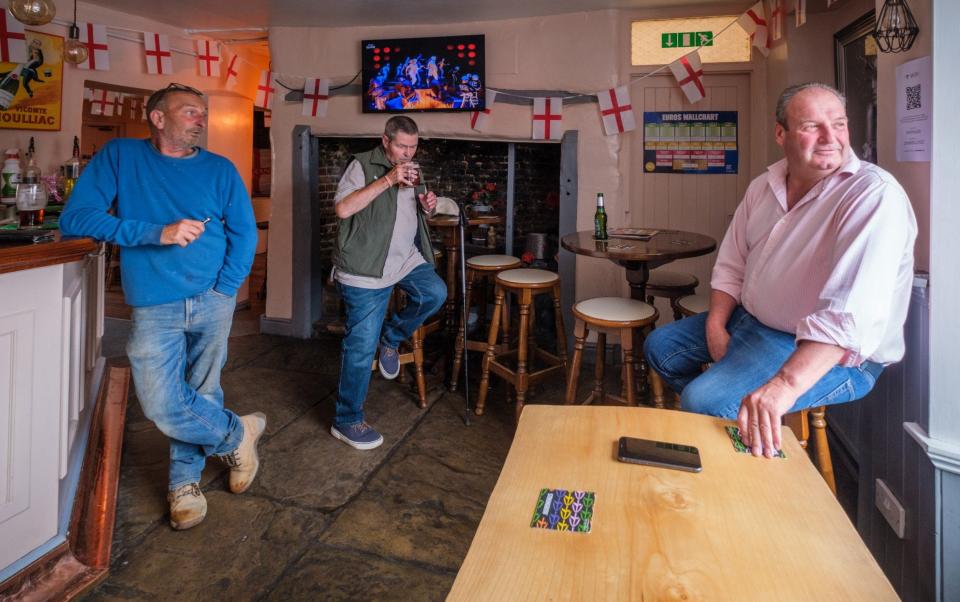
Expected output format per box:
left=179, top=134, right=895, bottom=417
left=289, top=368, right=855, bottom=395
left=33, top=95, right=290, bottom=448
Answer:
left=126, top=289, right=243, bottom=491
left=336, top=263, right=447, bottom=427
left=643, top=306, right=883, bottom=419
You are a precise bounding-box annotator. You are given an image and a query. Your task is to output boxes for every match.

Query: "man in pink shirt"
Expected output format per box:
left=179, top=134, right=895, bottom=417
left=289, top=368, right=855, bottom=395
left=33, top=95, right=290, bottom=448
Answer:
left=644, top=82, right=917, bottom=459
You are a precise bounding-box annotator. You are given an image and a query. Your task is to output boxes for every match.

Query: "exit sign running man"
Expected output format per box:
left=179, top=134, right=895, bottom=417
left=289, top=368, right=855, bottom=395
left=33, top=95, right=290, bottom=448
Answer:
left=661, top=32, right=714, bottom=48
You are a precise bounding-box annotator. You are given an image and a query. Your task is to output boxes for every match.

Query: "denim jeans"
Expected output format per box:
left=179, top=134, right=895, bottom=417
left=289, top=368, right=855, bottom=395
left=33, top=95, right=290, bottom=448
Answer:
left=643, top=306, right=884, bottom=419
left=127, top=288, right=243, bottom=491
left=336, top=263, right=447, bottom=427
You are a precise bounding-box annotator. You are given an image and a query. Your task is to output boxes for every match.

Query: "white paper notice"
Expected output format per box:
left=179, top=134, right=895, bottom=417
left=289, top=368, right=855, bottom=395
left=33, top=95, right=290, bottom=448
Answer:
left=896, top=56, right=932, bottom=162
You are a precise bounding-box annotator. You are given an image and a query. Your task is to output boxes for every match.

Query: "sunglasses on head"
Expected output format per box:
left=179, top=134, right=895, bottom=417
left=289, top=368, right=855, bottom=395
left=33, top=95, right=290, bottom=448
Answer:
left=146, top=83, right=204, bottom=114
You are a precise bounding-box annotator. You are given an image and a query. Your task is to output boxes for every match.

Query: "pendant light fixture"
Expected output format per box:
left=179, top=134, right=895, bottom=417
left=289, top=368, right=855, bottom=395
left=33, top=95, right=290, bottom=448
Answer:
left=8, top=0, right=56, bottom=26
left=873, top=0, right=920, bottom=53
left=63, top=0, right=88, bottom=65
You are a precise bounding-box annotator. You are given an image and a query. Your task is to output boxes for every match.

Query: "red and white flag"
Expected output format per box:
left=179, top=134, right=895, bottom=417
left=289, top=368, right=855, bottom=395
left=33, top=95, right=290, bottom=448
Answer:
left=143, top=32, right=172, bottom=75
left=255, top=70, right=276, bottom=109
left=737, top=1, right=770, bottom=57
left=111, top=93, right=125, bottom=116
left=83, top=87, right=93, bottom=101
left=795, top=0, right=806, bottom=26
left=769, top=0, right=785, bottom=41
left=77, top=23, right=109, bottom=71
left=532, top=97, right=563, bottom=140
left=196, top=40, right=220, bottom=77
left=224, top=53, right=240, bottom=89
left=670, top=51, right=706, bottom=104
left=302, top=77, right=329, bottom=117
left=597, top=86, right=636, bottom=136
left=90, top=89, right=118, bottom=116
left=0, top=10, right=27, bottom=64
left=470, top=89, right=497, bottom=132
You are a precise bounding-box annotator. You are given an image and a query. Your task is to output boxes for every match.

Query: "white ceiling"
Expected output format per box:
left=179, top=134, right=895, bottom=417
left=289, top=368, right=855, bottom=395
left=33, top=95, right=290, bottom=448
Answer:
left=82, top=0, right=749, bottom=30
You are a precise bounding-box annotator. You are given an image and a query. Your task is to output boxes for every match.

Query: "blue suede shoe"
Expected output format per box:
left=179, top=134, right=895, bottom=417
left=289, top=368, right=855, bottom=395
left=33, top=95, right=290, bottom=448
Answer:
left=378, top=345, right=401, bottom=380
left=331, top=422, right=384, bottom=450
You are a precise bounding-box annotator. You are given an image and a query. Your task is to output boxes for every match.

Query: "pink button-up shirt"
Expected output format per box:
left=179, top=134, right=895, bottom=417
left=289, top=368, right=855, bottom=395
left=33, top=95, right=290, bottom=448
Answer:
left=711, top=154, right=917, bottom=366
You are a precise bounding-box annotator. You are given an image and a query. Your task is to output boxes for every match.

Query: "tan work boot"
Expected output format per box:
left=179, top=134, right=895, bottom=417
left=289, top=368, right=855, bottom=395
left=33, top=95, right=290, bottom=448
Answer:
left=218, top=412, right=267, bottom=494
left=168, top=483, right=206, bottom=530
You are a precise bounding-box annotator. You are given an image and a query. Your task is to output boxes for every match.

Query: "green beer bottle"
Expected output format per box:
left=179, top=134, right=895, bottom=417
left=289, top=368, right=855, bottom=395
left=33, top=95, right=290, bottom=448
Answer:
left=594, top=192, right=608, bottom=240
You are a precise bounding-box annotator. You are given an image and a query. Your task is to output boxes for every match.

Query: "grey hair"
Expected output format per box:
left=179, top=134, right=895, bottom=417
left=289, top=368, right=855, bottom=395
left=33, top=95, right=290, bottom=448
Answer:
left=775, top=82, right=846, bottom=129
left=384, top=115, right=419, bottom=140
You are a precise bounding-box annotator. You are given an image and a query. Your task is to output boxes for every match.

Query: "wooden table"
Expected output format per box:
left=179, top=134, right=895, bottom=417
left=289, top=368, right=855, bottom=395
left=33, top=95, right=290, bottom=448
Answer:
left=560, top=229, right=716, bottom=301
left=428, top=214, right=503, bottom=328
left=449, top=405, right=898, bottom=601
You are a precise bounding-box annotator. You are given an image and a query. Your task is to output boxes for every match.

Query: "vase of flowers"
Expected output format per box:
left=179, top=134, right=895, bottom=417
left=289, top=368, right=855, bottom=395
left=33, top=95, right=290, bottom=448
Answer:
left=469, top=182, right=499, bottom=216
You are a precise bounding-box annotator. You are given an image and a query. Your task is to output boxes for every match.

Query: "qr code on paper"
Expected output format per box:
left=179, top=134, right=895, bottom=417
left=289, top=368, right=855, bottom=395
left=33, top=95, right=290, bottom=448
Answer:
left=906, top=84, right=921, bottom=110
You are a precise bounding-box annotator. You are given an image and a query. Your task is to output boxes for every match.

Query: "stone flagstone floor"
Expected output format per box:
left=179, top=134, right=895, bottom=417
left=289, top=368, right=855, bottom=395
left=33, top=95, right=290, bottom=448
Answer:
left=79, top=328, right=529, bottom=601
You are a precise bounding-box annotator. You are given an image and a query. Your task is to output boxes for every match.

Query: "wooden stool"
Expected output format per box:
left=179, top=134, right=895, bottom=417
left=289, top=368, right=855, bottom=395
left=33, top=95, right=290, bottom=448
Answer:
left=371, top=288, right=442, bottom=409
left=673, top=292, right=837, bottom=494
left=451, top=254, right=522, bottom=391
left=564, top=297, right=658, bottom=406
left=676, top=292, right=710, bottom=317
left=476, top=268, right=568, bottom=422
left=646, top=270, right=698, bottom=320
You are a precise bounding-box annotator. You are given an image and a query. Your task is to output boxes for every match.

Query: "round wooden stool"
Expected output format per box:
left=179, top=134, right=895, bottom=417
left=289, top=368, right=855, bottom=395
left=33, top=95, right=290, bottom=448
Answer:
left=564, top=297, right=658, bottom=407
left=450, top=254, right=522, bottom=391
left=646, top=270, right=699, bottom=320
left=672, top=291, right=836, bottom=494
left=676, top=292, right=710, bottom=317
left=476, top=268, right=568, bottom=422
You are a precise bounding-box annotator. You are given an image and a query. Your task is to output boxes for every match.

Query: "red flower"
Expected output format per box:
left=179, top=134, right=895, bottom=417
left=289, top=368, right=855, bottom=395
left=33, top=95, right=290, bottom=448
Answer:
left=472, top=191, right=480, bottom=200
left=485, top=182, right=497, bottom=192
left=521, top=251, right=535, bottom=264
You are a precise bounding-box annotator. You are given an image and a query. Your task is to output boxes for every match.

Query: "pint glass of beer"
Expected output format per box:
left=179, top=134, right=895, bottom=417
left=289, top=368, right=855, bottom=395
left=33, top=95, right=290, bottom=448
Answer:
left=16, top=181, right=47, bottom=229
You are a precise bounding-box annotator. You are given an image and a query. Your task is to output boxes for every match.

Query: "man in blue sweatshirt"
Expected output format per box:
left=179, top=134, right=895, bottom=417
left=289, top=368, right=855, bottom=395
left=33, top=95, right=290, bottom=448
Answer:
left=60, top=83, right=263, bottom=530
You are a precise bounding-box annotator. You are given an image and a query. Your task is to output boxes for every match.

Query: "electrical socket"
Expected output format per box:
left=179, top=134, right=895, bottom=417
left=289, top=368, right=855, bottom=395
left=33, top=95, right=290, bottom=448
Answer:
left=875, top=478, right=906, bottom=539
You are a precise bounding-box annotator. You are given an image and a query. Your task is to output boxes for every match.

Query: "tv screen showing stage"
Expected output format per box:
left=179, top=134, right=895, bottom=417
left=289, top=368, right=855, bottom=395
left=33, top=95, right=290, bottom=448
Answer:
left=361, top=35, right=485, bottom=113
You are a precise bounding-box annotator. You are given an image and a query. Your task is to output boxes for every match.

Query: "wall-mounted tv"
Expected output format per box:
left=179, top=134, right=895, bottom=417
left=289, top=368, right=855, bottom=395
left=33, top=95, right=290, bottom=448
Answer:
left=361, top=35, right=485, bottom=113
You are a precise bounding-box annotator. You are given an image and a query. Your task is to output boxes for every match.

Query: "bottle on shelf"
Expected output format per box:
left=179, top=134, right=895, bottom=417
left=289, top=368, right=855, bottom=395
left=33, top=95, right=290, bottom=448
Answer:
left=60, top=136, right=82, bottom=202
left=2, top=149, right=21, bottom=205
left=593, top=192, right=608, bottom=240
left=22, top=137, right=41, bottom=184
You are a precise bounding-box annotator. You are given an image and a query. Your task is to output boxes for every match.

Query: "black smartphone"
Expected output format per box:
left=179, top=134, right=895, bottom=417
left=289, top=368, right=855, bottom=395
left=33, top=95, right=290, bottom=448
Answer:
left=617, top=436, right=702, bottom=473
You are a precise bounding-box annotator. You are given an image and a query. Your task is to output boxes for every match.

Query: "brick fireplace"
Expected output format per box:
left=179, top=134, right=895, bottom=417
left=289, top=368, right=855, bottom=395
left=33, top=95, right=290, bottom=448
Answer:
left=275, top=126, right=578, bottom=339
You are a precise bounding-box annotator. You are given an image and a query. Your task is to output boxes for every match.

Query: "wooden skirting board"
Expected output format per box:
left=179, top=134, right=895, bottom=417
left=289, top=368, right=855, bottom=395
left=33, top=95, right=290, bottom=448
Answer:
left=0, top=363, right=130, bottom=600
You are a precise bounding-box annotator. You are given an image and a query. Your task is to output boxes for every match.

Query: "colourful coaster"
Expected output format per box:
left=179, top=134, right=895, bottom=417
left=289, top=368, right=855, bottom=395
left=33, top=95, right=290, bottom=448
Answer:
left=530, top=488, right=594, bottom=533
left=725, top=426, right=786, bottom=458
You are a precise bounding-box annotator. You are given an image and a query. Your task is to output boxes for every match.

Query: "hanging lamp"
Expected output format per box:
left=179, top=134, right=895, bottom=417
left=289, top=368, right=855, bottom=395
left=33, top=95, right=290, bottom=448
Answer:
left=63, top=0, right=88, bottom=64
left=873, top=0, right=920, bottom=53
left=8, top=0, right=56, bottom=26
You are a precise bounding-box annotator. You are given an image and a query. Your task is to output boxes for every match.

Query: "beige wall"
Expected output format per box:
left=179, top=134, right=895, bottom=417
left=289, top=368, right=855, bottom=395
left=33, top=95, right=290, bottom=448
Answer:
left=265, top=6, right=759, bottom=321
left=0, top=0, right=266, bottom=194
left=875, top=0, right=930, bottom=271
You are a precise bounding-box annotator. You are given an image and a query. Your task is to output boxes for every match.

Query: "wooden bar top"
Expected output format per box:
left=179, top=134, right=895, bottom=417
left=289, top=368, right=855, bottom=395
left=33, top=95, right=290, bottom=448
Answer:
left=0, top=235, right=98, bottom=275
left=449, top=405, right=898, bottom=601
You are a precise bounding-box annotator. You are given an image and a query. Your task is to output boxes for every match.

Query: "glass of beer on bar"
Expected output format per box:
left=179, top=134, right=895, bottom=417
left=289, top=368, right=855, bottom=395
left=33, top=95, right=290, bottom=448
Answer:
left=16, top=181, right=47, bottom=229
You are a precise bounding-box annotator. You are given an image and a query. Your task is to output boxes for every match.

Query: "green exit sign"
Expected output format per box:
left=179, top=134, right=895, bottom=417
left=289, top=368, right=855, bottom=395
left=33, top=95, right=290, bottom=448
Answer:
left=661, top=31, right=714, bottom=48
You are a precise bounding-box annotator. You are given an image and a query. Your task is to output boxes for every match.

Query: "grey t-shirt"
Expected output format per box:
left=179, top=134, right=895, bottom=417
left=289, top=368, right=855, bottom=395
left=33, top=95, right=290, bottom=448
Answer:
left=334, top=160, right=425, bottom=289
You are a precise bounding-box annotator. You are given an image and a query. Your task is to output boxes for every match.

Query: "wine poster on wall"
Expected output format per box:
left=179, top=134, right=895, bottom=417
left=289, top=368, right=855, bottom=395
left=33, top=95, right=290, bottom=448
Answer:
left=0, top=30, right=64, bottom=131
left=642, top=111, right=738, bottom=174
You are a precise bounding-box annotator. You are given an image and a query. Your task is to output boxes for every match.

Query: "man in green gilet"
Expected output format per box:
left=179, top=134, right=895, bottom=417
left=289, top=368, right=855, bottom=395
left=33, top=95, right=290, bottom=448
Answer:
left=331, top=116, right=446, bottom=449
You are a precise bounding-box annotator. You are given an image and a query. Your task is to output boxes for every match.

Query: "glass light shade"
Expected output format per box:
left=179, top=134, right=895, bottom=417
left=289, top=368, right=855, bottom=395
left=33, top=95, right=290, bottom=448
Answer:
left=874, top=0, right=920, bottom=53
left=8, top=0, right=56, bottom=26
left=64, top=25, right=88, bottom=64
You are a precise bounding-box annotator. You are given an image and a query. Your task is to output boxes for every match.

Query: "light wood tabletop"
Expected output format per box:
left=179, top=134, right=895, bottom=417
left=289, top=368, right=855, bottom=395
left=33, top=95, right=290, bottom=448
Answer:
left=448, top=405, right=898, bottom=601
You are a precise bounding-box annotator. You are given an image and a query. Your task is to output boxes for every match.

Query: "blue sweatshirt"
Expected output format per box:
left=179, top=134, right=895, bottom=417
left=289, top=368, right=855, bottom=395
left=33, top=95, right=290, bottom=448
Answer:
left=60, top=139, right=257, bottom=307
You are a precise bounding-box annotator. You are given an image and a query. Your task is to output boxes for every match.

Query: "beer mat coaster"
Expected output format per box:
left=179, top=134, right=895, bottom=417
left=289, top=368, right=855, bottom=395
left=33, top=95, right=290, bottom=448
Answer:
left=725, top=426, right=786, bottom=458
left=530, top=488, right=594, bottom=533
left=1, top=221, right=58, bottom=230
left=608, top=227, right=659, bottom=240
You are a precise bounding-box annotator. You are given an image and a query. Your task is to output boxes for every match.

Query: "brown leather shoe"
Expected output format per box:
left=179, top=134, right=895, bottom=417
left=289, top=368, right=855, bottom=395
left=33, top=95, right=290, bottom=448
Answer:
left=168, top=483, right=206, bottom=530
left=218, top=412, right=266, bottom=494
